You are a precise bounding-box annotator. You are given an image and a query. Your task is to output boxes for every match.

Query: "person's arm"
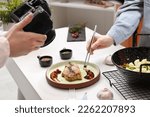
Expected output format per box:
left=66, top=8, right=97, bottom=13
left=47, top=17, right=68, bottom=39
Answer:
left=0, top=37, right=10, bottom=68
left=107, top=0, right=143, bottom=45
left=6, top=13, right=46, bottom=57
left=0, top=13, right=46, bottom=68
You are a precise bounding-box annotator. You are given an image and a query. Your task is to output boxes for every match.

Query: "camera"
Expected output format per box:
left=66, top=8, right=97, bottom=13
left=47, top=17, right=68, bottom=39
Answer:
left=10, top=0, right=55, bottom=47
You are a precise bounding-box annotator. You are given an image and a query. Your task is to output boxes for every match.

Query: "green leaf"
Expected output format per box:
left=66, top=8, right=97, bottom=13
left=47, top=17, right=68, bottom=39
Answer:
left=0, top=0, right=22, bottom=24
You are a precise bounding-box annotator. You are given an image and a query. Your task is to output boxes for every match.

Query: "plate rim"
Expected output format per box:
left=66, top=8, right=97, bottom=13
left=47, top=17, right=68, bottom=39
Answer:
left=45, top=60, right=100, bottom=89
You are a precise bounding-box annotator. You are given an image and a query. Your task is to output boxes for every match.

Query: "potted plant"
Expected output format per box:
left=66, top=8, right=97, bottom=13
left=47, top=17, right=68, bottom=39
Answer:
left=0, top=0, right=23, bottom=30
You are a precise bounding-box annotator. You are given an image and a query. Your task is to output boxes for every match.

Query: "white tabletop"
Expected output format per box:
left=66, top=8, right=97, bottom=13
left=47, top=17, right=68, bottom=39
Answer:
left=6, top=27, right=124, bottom=100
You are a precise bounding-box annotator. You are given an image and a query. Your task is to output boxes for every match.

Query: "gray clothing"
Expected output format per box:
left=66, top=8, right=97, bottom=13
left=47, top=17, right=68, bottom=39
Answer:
left=107, top=0, right=150, bottom=47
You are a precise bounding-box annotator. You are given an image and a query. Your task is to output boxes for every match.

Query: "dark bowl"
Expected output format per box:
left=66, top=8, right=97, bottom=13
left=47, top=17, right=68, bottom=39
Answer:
left=37, top=56, right=53, bottom=67
left=111, top=47, right=150, bottom=84
left=60, top=48, right=72, bottom=60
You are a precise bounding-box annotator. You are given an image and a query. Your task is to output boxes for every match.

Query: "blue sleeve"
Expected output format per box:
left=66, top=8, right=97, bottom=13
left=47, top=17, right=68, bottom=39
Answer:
left=107, top=0, right=143, bottom=45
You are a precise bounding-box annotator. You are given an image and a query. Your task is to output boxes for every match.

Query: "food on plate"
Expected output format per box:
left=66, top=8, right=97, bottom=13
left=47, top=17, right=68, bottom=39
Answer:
left=69, top=23, right=85, bottom=39
left=97, top=88, right=113, bottom=100
left=50, top=69, right=61, bottom=82
left=62, top=62, right=82, bottom=81
left=123, top=59, right=150, bottom=73
left=84, top=68, right=94, bottom=79
left=71, top=32, right=79, bottom=38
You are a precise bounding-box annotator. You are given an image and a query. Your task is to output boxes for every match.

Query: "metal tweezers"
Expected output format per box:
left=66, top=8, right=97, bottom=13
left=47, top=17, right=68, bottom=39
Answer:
left=84, top=25, right=97, bottom=68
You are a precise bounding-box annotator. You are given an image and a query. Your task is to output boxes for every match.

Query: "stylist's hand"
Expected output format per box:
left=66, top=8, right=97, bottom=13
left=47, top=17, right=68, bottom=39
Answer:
left=86, top=35, right=114, bottom=54
left=6, top=13, right=47, bottom=57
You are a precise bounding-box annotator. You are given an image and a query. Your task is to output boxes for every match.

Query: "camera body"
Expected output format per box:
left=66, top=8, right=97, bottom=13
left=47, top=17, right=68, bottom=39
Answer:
left=10, top=0, right=55, bottom=47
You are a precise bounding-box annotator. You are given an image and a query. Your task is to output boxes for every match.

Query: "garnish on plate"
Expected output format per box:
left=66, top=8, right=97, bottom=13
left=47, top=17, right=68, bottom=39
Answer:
left=50, top=69, right=61, bottom=82
left=62, top=62, right=82, bottom=81
left=84, top=68, right=94, bottom=80
left=69, top=23, right=86, bottom=39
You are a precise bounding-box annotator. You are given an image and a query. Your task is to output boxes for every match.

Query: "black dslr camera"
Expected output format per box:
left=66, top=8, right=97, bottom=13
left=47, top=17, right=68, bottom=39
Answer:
left=10, top=0, right=55, bottom=47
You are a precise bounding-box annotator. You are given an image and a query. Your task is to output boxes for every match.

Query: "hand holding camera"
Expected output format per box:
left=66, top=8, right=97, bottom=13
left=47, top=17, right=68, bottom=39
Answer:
left=7, top=13, right=47, bottom=57
left=10, top=0, right=55, bottom=47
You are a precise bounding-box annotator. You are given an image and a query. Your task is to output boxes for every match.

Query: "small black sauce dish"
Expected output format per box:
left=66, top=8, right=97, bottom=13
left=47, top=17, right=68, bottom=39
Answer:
left=37, top=56, right=53, bottom=67
left=60, top=48, right=72, bottom=60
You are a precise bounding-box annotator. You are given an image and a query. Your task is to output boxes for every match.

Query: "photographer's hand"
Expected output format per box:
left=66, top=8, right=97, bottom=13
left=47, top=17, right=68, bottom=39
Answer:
left=6, top=13, right=47, bottom=57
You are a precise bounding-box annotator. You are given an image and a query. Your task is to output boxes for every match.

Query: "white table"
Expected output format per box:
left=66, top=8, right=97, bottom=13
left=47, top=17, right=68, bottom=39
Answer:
left=6, top=27, right=124, bottom=100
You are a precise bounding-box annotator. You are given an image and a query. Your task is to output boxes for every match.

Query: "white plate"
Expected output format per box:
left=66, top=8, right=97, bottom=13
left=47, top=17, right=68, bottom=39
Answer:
left=46, top=60, right=100, bottom=89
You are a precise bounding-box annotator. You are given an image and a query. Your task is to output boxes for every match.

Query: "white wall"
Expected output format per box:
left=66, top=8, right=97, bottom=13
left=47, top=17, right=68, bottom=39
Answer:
left=48, top=0, right=116, bottom=34
left=66, top=8, right=114, bottom=34
left=51, top=6, right=68, bottom=28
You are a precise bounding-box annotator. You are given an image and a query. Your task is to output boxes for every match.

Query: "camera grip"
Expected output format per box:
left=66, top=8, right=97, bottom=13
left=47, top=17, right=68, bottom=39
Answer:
left=23, top=10, right=53, bottom=34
